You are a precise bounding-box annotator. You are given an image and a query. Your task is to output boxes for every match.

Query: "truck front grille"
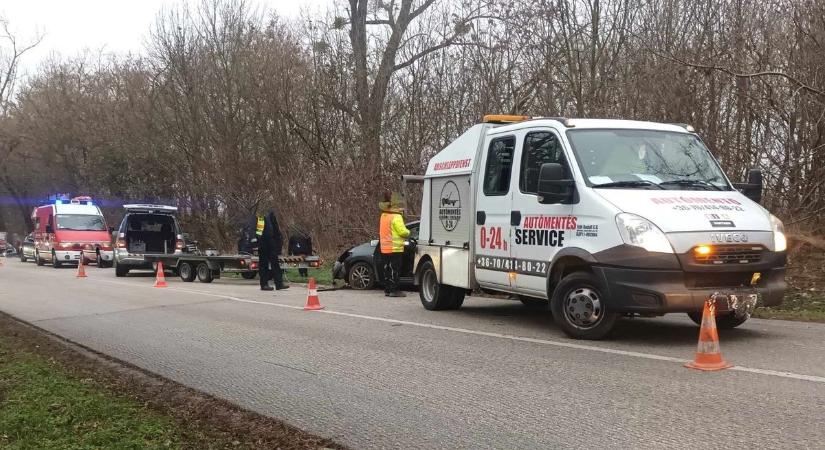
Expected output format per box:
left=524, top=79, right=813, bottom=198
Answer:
left=693, top=245, right=764, bottom=265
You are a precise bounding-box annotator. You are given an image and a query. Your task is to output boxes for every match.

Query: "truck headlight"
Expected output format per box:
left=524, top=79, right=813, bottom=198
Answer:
left=770, top=214, right=786, bottom=252
left=615, top=213, right=673, bottom=253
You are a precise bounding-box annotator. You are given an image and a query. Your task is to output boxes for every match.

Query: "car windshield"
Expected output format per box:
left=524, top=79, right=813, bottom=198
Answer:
left=566, top=129, right=732, bottom=190
left=56, top=214, right=106, bottom=231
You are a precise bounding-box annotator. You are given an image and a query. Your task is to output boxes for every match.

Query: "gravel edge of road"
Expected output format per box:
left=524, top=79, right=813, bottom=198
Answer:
left=0, top=311, right=344, bottom=450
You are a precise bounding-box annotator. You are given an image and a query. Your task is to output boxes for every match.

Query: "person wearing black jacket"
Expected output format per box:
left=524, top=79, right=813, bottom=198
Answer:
left=257, top=209, right=288, bottom=291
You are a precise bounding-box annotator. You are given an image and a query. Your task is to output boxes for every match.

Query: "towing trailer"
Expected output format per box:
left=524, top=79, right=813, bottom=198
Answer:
left=141, top=253, right=322, bottom=283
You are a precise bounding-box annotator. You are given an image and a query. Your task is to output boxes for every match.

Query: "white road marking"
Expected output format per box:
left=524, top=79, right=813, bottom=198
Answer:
left=97, top=278, right=825, bottom=385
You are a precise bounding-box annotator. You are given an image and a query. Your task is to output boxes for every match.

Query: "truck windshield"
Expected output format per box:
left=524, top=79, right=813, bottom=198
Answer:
left=566, top=129, right=732, bottom=190
left=56, top=215, right=106, bottom=231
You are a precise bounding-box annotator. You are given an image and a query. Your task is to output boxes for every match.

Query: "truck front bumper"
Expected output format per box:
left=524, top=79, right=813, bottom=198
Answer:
left=595, top=266, right=786, bottom=314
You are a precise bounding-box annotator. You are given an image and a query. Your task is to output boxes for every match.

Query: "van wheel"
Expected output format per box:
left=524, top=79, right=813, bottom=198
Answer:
left=419, top=260, right=464, bottom=310
left=519, top=295, right=548, bottom=309
left=179, top=262, right=197, bottom=282
left=36, top=251, right=44, bottom=266
left=52, top=251, right=62, bottom=268
left=197, top=263, right=214, bottom=283
left=551, top=271, right=619, bottom=340
left=687, top=311, right=749, bottom=329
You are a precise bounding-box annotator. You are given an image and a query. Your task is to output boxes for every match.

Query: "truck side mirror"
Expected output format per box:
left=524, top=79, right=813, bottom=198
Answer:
left=537, top=163, right=575, bottom=204
left=733, top=168, right=762, bottom=204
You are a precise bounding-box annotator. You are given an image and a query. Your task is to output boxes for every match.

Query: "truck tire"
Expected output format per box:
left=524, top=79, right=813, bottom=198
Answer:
left=196, top=263, right=214, bottom=283
left=551, top=271, right=619, bottom=340
left=419, top=260, right=464, bottom=310
left=348, top=262, right=375, bottom=290
left=687, top=311, right=749, bottom=329
left=52, top=251, right=62, bottom=268
left=179, top=262, right=197, bottom=282
left=97, top=252, right=112, bottom=268
left=241, top=271, right=257, bottom=280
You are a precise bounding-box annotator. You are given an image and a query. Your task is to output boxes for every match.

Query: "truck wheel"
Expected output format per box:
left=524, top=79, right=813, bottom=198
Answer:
left=348, top=262, right=375, bottom=290
left=551, top=271, right=619, bottom=340
left=687, top=311, right=749, bottom=329
left=97, top=252, right=111, bottom=268
left=241, top=271, right=257, bottom=280
left=179, top=262, right=197, bottom=282
left=52, top=251, right=62, bottom=268
left=196, top=263, right=214, bottom=283
left=114, top=261, right=128, bottom=277
left=419, top=260, right=464, bottom=310
left=519, top=295, right=548, bottom=309
left=36, top=251, right=44, bottom=266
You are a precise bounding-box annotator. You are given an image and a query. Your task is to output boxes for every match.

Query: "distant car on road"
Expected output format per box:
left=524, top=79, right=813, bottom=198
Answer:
left=18, top=233, right=35, bottom=262
left=333, top=221, right=419, bottom=290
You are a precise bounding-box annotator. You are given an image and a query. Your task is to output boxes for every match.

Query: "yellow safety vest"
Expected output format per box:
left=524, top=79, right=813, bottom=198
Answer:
left=256, top=216, right=265, bottom=236
left=380, top=212, right=410, bottom=254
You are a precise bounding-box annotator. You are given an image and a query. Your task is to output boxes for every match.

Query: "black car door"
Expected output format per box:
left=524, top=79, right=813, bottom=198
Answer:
left=400, top=223, right=419, bottom=279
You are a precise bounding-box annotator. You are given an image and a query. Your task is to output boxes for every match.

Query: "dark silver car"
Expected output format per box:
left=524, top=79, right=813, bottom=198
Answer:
left=332, top=221, right=419, bottom=290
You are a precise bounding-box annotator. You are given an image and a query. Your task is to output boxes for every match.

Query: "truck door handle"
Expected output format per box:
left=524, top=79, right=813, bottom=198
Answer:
left=476, top=211, right=486, bottom=225
left=511, top=211, right=521, bottom=226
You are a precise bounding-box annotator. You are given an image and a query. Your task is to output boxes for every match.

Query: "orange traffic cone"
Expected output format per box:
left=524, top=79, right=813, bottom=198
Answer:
left=304, top=277, right=324, bottom=310
left=76, top=251, right=88, bottom=278
left=685, top=298, right=732, bottom=371
left=153, top=261, right=168, bottom=288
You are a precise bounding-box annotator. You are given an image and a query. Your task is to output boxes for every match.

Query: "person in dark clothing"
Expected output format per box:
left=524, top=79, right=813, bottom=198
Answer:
left=257, top=209, right=288, bottom=291
left=288, top=225, right=313, bottom=278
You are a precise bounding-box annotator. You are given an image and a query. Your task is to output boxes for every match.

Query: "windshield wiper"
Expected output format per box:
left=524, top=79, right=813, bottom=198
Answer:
left=592, top=180, right=664, bottom=190
left=660, top=179, right=722, bottom=191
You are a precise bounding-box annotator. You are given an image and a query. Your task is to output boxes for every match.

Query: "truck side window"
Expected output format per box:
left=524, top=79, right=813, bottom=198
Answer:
left=520, top=131, right=565, bottom=194
left=483, top=136, right=516, bottom=196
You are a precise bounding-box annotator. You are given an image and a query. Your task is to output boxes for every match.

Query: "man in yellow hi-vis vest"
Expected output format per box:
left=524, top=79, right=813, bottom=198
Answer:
left=379, top=191, right=410, bottom=297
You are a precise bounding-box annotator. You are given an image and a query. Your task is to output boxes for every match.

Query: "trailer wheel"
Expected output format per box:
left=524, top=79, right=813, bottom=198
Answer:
left=551, top=271, right=619, bottom=340
left=196, top=263, right=214, bottom=283
left=241, top=271, right=257, bottom=280
left=419, top=260, right=464, bottom=310
left=179, top=262, right=197, bottom=282
left=687, top=311, right=749, bottom=329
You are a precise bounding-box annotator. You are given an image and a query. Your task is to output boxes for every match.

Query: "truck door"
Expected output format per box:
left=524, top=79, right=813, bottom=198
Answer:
left=475, top=135, right=517, bottom=289
left=511, top=129, right=574, bottom=297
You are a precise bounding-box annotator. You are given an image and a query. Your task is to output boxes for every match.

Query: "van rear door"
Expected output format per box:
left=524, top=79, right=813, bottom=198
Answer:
left=474, top=134, right=517, bottom=289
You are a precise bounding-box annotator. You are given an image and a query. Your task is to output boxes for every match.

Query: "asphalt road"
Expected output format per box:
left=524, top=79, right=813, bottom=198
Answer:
left=1, top=258, right=824, bottom=449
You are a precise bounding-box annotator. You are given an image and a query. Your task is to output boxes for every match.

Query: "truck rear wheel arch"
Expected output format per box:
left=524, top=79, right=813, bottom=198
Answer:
left=414, top=255, right=433, bottom=286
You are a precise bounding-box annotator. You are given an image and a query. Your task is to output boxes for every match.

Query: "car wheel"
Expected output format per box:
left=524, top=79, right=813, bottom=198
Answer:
left=551, top=271, right=619, bottom=340
left=348, top=262, right=375, bottom=290
left=418, top=260, right=464, bottom=310
left=519, top=295, right=548, bottom=309
left=687, top=311, right=749, bottom=329
left=35, top=251, right=44, bottom=266
left=241, top=271, right=256, bottom=280
left=19, top=251, right=27, bottom=263
left=196, top=263, right=214, bottom=283
left=178, top=262, right=197, bottom=282
left=52, top=251, right=62, bottom=268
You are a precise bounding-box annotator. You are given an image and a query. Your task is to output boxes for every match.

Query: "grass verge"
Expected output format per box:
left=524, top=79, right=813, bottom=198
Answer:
left=753, top=291, right=825, bottom=322
left=0, top=313, right=341, bottom=450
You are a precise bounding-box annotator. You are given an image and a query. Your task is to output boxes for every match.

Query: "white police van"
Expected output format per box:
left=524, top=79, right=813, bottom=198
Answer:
left=413, top=115, right=786, bottom=339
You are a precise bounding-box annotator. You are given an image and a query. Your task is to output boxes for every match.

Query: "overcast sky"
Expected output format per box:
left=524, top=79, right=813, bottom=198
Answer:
left=2, top=0, right=330, bottom=77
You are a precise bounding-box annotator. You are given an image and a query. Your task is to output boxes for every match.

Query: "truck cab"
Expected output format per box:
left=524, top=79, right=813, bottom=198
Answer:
left=31, top=196, right=113, bottom=268
left=414, top=116, right=786, bottom=339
